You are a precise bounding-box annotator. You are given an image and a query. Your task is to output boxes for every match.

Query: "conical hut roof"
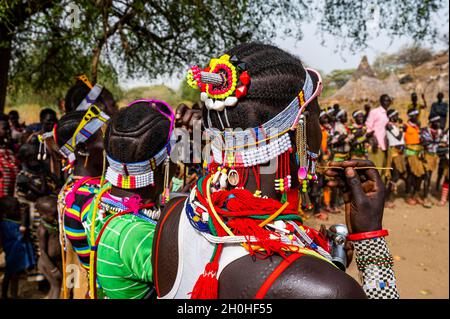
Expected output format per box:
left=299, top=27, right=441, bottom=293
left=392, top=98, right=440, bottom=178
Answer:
left=352, top=56, right=376, bottom=79
left=383, top=72, right=409, bottom=101
left=327, top=57, right=409, bottom=107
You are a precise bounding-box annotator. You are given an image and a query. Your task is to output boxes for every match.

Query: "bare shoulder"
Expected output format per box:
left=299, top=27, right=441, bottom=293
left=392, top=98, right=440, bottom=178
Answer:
left=219, top=254, right=366, bottom=299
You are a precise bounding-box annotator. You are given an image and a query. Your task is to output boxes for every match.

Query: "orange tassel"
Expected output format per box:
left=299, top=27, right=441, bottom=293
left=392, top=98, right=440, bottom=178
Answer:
left=190, top=261, right=219, bottom=299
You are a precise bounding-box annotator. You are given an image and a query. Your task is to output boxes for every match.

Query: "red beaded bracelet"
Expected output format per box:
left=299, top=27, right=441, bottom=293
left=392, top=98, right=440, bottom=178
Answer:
left=347, top=229, right=389, bottom=241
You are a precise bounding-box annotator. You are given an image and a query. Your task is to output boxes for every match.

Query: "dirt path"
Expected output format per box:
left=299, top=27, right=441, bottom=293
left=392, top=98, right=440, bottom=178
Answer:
left=307, top=199, right=449, bottom=299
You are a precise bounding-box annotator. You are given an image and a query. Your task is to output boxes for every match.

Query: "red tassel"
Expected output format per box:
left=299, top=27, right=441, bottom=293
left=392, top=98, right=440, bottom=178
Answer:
left=190, top=261, right=219, bottom=299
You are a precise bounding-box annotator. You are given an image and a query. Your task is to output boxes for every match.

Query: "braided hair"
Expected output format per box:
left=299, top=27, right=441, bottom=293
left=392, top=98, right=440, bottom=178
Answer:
left=204, top=43, right=308, bottom=129
left=203, top=43, right=322, bottom=154
left=64, top=80, right=116, bottom=115
left=104, top=102, right=171, bottom=163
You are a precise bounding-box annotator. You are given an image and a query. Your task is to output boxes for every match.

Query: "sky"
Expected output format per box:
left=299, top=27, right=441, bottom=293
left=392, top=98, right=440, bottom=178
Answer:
left=120, top=3, right=449, bottom=91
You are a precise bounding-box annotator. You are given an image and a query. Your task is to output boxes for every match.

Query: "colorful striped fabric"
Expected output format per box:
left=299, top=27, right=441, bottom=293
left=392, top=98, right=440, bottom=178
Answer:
left=62, top=178, right=100, bottom=269
left=83, top=184, right=156, bottom=299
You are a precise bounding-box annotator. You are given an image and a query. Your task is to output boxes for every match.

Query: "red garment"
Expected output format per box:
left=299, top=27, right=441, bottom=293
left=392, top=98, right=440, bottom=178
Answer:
left=0, top=148, right=19, bottom=197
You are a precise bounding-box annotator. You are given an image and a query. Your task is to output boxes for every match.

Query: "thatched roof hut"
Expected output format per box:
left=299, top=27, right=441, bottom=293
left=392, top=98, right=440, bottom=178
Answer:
left=325, top=56, right=409, bottom=108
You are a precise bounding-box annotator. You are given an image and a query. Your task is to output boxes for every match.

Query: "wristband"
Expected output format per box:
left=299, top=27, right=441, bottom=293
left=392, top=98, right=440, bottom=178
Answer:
left=347, top=229, right=388, bottom=241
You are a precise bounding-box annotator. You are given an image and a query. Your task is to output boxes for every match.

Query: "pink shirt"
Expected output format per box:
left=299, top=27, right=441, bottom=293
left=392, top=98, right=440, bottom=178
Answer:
left=365, top=106, right=389, bottom=151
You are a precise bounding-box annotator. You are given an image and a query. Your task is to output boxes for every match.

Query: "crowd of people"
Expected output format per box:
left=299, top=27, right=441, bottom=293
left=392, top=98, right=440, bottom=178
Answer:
left=310, top=92, right=449, bottom=220
left=0, top=43, right=446, bottom=300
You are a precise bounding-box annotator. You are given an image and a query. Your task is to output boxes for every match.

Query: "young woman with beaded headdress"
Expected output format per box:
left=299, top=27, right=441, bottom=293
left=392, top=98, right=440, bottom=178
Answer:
left=54, top=78, right=118, bottom=299
left=153, top=43, right=399, bottom=299
left=80, top=100, right=175, bottom=299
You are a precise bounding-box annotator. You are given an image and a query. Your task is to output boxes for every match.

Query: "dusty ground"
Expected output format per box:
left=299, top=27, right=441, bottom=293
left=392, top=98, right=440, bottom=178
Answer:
left=307, top=195, right=449, bottom=299
left=1, top=193, right=448, bottom=299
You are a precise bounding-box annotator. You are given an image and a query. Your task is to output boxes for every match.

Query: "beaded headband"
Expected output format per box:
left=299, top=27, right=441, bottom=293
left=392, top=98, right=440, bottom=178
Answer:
left=336, top=109, right=346, bottom=119
left=58, top=104, right=110, bottom=168
left=407, top=109, right=419, bottom=117
left=207, top=68, right=322, bottom=165
left=105, top=99, right=175, bottom=189
left=76, top=84, right=103, bottom=111
left=388, top=110, right=398, bottom=119
left=429, top=115, right=440, bottom=122
left=352, top=110, right=364, bottom=118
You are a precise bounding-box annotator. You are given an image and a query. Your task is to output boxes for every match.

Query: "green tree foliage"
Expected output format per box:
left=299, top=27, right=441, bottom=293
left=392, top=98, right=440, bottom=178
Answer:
left=372, top=44, right=434, bottom=78
left=321, top=69, right=355, bottom=98
left=0, top=0, right=446, bottom=112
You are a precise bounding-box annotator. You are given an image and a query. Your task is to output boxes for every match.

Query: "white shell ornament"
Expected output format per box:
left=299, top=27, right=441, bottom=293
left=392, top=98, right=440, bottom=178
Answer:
left=212, top=100, right=226, bottom=111
left=224, top=96, right=238, bottom=107
left=205, top=98, right=214, bottom=110
left=227, top=169, right=239, bottom=186
left=200, top=92, right=208, bottom=102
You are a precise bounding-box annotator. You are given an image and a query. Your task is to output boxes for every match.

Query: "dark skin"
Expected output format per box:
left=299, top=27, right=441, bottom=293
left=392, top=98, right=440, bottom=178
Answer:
left=17, top=148, right=49, bottom=199
left=411, top=92, right=427, bottom=110
left=0, top=120, right=13, bottom=149
left=404, top=114, right=423, bottom=201
left=333, top=113, right=349, bottom=147
left=386, top=113, right=403, bottom=139
left=422, top=120, right=441, bottom=201
left=72, top=131, right=105, bottom=178
left=41, top=113, right=58, bottom=133
left=48, top=90, right=117, bottom=180
left=367, top=95, right=392, bottom=150
left=36, top=196, right=62, bottom=299
left=154, top=94, right=387, bottom=298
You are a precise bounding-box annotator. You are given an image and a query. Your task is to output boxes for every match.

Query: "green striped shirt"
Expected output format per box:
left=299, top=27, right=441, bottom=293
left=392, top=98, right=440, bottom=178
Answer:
left=84, top=186, right=156, bottom=299
left=96, top=214, right=155, bottom=299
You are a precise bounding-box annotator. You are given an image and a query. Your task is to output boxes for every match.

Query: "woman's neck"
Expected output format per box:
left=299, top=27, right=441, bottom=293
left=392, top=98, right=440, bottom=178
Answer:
left=73, top=163, right=100, bottom=178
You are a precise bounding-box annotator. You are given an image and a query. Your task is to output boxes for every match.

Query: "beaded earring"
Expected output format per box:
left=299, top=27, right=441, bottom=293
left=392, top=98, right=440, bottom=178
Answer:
left=296, top=115, right=309, bottom=193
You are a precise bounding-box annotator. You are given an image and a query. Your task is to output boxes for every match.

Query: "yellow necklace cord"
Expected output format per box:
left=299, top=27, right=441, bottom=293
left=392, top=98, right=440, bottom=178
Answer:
left=205, top=177, right=336, bottom=267
left=258, top=202, right=289, bottom=227
left=210, top=127, right=291, bottom=151
left=100, top=150, right=107, bottom=187
left=88, top=185, right=111, bottom=299
left=205, top=176, right=235, bottom=237
left=58, top=202, right=68, bottom=299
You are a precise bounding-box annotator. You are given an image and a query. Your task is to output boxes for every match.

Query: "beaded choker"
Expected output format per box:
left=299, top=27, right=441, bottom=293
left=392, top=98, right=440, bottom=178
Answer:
left=204, top=68, right=322, bottom=196
left=104, top=99, right=175, bottom=191
left=105, top=144, right=170, bottom=189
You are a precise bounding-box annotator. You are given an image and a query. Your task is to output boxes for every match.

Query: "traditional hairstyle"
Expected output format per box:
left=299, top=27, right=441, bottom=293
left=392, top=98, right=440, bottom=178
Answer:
left=64, top=79, right=115, bottom=114
left=352, top=110, right=364, bottom=119
left=387, top=109, right=398, bottom=119
left=39, top=108, right=57, bottom=122
left=202, top=43, right=308, bottom=130
left=64, top=80, right=91, bottom=113
left=105, top=102, right=171, bottom=163
left=336, top=109, right=347, bottom=120
left=55, top=111, right=86, bottom=147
